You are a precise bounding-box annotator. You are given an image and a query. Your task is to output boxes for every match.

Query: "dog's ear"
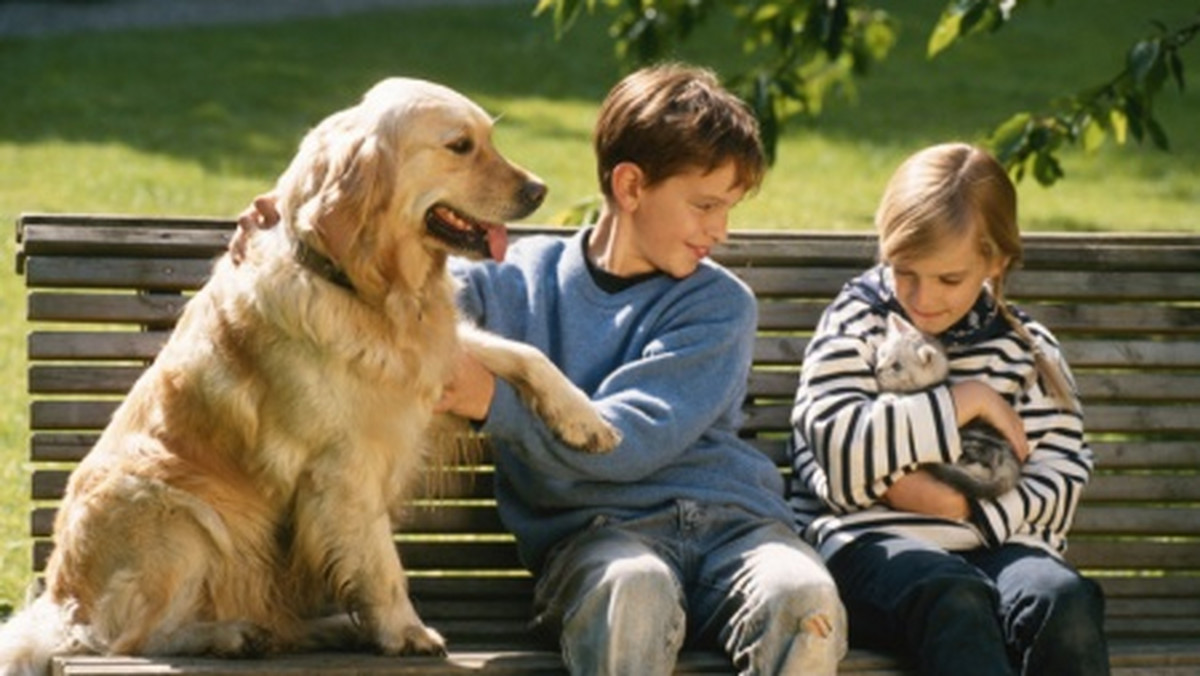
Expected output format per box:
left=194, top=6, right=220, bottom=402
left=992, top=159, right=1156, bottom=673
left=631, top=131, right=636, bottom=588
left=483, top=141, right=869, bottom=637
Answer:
left=279, top=108, right=396, bottom=269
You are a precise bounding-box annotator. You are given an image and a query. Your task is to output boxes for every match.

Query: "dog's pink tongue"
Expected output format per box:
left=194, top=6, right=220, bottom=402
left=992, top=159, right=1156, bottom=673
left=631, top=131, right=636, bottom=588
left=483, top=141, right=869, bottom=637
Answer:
left=487, top=224, right=509, bottom=262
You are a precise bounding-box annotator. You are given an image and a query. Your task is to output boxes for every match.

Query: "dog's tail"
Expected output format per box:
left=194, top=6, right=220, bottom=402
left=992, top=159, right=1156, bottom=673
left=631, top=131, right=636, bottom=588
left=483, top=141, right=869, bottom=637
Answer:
left=0, top=591, right=77, bottom=676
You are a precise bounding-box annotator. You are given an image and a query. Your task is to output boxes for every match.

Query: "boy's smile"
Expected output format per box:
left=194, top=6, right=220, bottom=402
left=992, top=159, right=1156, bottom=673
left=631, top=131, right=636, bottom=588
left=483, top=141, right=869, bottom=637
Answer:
left=593, top=161, right=746, bottom=280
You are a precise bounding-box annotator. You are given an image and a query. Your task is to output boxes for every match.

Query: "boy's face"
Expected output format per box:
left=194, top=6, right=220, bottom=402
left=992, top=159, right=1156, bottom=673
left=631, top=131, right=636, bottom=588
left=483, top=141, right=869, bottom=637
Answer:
left=618, top=161, right=746, bottom=279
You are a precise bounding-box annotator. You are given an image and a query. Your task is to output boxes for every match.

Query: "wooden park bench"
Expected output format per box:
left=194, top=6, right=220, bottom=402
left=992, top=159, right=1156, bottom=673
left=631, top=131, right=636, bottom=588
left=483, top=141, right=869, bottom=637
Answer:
left=13, top=212, right=1200, bottom=674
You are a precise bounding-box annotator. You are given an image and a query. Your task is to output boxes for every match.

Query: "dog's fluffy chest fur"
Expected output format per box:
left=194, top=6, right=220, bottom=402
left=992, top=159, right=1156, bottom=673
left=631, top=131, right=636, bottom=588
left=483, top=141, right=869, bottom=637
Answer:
left=200, top=250, right=456, bottom=495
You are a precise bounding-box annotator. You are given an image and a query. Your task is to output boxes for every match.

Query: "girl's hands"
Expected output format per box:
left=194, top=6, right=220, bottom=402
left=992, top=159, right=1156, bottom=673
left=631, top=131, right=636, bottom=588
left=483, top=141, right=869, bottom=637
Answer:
left=883, top=470, right=970, bottom=520
left=884, top=380, right=1029, bottom=521
left=950, top=381, right=1030, bottom=462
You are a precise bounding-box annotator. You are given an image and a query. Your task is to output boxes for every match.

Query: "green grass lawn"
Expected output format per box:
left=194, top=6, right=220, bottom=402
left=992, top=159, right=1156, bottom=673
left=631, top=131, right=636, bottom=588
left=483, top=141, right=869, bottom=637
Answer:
left=0, top=0, right=1196, bottom=608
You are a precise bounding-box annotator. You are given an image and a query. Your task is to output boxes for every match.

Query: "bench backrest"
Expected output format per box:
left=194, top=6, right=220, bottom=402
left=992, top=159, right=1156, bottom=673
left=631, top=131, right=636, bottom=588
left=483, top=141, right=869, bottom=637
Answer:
left=16, top=213, right=1200, bottom=645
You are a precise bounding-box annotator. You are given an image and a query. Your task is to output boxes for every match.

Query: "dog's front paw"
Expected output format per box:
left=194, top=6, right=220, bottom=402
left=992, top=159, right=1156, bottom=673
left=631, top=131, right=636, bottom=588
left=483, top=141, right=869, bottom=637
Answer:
left=558, top=413, right=621, bottom=454
left=378, top=623, right=446, bottom=657
left=536, top=394, right=620, bottom=454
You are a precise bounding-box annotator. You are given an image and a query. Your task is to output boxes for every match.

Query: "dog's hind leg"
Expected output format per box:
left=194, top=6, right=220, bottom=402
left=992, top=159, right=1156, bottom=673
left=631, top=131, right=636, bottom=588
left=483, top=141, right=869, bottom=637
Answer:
left=70, top=479, right=281, bottom=658
left=458, top=324, right=620, bottom=453
left=90, top=561, right=274, bottom=658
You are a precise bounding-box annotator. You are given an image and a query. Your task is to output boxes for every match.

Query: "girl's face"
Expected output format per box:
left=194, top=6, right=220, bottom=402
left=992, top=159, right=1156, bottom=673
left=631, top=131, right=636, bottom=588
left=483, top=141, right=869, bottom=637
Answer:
left=887, top=229, right=1007, bottom=336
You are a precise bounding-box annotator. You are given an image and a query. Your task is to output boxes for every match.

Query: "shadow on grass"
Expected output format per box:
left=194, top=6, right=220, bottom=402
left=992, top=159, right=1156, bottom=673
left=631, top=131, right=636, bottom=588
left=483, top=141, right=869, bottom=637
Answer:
left=2, top=0, right=1195, bottom=186
left=0, top=4, right=621, bottom=180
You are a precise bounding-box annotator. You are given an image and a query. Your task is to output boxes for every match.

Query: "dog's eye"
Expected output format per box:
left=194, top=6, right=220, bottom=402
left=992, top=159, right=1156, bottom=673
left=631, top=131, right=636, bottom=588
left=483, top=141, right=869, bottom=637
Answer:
left=446, top=138, right=474, bottom=155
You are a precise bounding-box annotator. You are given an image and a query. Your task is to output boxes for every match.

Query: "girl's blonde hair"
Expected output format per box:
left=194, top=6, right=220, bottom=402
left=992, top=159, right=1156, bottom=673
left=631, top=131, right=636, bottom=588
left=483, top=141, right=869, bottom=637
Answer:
left=875, top=142, right=1076, bottom=409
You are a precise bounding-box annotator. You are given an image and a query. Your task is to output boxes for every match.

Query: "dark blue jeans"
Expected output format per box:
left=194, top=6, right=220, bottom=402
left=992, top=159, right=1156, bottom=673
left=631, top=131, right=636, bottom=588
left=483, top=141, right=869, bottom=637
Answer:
left=827, top=533, right=1109, bottom=676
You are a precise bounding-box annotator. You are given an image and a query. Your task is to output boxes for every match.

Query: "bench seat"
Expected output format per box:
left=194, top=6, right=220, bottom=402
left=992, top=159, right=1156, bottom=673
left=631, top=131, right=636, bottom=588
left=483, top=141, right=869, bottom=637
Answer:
left=13, top=213, right=1200, bottom=675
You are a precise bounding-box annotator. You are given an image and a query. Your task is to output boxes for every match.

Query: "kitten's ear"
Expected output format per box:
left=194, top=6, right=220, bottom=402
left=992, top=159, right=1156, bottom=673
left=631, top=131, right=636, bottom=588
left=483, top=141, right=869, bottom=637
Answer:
left=888, top=312, right=914, bottom=335
left=917, top=344, right=939, bottom=366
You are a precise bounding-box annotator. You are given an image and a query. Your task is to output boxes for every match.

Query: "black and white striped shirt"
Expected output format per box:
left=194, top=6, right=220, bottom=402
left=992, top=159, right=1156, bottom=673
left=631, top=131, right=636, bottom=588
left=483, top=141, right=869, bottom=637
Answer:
left=787, top=272, right=1093, bottom=560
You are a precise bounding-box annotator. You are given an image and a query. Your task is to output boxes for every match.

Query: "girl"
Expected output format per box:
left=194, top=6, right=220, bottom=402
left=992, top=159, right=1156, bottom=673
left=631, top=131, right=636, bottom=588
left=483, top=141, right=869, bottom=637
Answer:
left=787, top=142, right=1108, bottom=675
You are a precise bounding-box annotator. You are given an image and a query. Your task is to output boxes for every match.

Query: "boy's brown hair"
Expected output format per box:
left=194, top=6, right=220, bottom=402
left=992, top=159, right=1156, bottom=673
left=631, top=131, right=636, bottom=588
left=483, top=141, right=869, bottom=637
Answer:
left=593, top=63, right=766, bottom=198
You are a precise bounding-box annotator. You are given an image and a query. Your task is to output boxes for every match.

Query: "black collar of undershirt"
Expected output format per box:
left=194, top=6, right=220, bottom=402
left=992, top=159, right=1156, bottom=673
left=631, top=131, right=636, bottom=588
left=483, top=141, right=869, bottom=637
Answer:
left=582, top=229, right=662, bottom=294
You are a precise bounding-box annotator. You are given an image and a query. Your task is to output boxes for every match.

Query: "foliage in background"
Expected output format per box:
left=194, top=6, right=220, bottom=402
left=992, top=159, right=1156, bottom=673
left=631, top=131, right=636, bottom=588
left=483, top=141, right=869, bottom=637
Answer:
left=981, top=12, right=1200, bottom=185
left=535, top=0, right=1199, bottom=185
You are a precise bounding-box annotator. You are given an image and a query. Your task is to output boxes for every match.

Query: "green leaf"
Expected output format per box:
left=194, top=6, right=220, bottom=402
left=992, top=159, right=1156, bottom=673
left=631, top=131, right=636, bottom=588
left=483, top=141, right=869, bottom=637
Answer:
left=927, top=9, right=964, bottom=58
left=1109, top=108, right=1128, bottom=145
left=1128, top=39, right=1162, bottom=87
left=1033, top=150, right=1064, bottom=187
left=958, top=0, right=993, bottom=36
left=987, top=111, right=1032, bottom=163
left=752, top=4, right=781, bottom=23
left=533, top=0, right=586, bottom=39
left=1168, top=51, right=1186, bottom=92
left=1081, top=118, right=1107, bottom=153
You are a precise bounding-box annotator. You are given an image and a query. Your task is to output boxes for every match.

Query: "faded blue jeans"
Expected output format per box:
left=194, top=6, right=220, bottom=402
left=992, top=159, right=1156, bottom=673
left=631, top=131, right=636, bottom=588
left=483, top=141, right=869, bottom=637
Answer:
left=828, top=533, right=1109, bottom=676
left=531, top=500, right=846, bottom=676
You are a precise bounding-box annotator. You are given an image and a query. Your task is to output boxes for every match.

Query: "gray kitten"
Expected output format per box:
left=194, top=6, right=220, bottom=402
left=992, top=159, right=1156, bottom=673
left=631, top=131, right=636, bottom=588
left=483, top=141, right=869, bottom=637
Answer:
left=874, top=312, right=1021, bottom=499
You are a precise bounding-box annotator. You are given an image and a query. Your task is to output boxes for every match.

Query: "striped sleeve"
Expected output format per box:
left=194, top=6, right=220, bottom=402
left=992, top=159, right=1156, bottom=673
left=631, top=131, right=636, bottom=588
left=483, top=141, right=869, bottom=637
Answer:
left=966, top=328, right=1093, bottom=553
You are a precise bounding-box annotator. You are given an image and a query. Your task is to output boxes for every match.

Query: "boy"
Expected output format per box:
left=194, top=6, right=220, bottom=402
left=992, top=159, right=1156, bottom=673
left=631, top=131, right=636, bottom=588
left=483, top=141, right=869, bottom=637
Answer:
left=437, top=64, right=844, bottom=675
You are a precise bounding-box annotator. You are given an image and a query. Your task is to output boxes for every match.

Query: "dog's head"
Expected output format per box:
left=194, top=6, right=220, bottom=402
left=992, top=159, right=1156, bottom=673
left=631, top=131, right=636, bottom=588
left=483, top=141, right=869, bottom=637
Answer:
left=274, top=77, right=546, bottom=301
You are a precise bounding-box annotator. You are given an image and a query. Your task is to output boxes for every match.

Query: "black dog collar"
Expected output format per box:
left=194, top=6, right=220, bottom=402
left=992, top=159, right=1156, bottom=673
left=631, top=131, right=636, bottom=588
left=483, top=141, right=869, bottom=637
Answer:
left=294, top=240, right=355, bottom=293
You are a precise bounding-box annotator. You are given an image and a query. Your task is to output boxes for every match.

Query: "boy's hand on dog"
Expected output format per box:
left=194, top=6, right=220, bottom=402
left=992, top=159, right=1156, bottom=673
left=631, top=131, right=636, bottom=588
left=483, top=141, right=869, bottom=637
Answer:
left=230, top=193, right=281, bottom=263
left=436, top=351, right=496, bottom=422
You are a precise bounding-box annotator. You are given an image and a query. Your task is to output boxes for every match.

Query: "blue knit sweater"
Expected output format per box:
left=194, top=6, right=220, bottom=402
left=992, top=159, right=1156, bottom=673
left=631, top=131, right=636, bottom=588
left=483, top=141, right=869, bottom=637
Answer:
left=452, top=228, right=791, bottom=572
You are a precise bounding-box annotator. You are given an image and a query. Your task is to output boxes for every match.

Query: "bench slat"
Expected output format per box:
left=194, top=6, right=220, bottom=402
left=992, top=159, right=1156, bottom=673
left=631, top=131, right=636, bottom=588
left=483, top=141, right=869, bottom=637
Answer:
left=28, top=331, right=168, bottom=361
left=24, top=256, right=216, bottom=290
left=715, top=230, right=1200, bottom=270
left=18, top=223, right=230, bottom=258
left=1068, top=540, right=1200, bottom=571
left=1091, top=441, right=1200, bottom=470
left=28, top=291, right=189, bottom=325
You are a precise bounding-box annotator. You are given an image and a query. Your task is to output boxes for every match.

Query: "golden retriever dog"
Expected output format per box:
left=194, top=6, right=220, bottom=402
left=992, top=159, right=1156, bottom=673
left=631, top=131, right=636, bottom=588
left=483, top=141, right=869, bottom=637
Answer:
left=0, top=77, right=619, bottom=675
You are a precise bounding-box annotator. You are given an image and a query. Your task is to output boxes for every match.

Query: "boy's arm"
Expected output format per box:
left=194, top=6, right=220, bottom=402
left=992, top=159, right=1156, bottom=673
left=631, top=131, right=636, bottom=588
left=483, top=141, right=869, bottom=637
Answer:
left=469, top=274, right=760, bottom=483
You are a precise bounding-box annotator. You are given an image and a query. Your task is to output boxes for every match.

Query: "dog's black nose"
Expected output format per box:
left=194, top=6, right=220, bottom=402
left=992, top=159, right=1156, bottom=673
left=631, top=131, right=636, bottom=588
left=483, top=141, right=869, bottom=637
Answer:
left=522, top=181, right=548, bottom=210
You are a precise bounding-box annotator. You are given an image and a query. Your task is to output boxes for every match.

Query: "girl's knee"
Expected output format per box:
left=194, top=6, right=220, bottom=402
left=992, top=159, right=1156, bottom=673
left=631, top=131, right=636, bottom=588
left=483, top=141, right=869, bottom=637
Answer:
left=1023, top=575, right=1107, bottom=652
left=908, top=575, right=1000, bottom=632
left=1017, top=578, right=1109, bottom=675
